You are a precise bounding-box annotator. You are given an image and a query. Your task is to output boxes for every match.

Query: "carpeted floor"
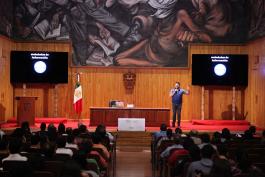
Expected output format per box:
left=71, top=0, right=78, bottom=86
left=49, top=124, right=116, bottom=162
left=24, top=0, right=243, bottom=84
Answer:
left=115, top=146, right=152, bottom=177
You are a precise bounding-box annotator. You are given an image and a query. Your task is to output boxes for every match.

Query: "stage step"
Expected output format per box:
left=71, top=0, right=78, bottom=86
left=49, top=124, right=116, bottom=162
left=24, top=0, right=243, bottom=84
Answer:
left=191, top=120, right=250, bottom=126
left=7, top=117, right=68, bottom=124
left=116, top=131, right=152, bottom=147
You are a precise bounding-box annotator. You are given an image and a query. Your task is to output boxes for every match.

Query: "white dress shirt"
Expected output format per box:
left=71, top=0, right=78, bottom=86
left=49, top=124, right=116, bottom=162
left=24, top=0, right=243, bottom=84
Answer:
left=2, top=153, right=27, bottom=162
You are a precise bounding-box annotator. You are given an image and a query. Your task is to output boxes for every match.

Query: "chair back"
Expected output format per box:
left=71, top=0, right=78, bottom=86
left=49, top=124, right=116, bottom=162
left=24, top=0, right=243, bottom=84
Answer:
left=32, top=171, right=55, bottom=177
left=3, top=160, right=32, bottom=177
left=43, top=161, right=64, bottom=177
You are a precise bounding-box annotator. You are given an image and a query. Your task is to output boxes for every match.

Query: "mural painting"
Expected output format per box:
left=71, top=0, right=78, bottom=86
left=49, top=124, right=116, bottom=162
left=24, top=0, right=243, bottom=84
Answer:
left=6, top=0, right=262, bottom=67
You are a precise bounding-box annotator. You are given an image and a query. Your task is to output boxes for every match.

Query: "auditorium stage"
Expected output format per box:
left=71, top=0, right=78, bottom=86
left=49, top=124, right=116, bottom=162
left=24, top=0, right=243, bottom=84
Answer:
left=0, top=118, right=260, bottom=133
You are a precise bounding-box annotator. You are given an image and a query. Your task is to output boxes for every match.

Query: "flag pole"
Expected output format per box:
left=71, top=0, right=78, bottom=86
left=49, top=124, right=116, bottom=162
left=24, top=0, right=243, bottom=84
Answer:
left=74, top=71, right=82, bottom=126
left=77, top=72, right=81, bottom=124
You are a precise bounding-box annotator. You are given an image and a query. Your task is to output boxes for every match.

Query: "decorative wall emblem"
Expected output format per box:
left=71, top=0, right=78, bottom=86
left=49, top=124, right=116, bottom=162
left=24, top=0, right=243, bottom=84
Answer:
left=123, top=72, right=136, bottom=90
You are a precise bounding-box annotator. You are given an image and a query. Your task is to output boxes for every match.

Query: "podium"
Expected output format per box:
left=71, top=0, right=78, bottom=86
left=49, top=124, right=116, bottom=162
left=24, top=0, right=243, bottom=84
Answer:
left=16, top=97, right=37, bottom=126
left=118, top=118, right=145, bottom=131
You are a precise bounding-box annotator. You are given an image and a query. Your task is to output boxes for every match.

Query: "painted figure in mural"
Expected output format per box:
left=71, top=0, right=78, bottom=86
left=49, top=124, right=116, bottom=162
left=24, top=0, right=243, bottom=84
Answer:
left=190, top=0, right=232, bottom=39
left=14, top=0, right=69, bottom=40
left=86, top=22, right=120, bottom=66
left=66, top=0, right=146, bottom=66
left=114, top=0, right=232, bottom=66
left=0, top=0, right=12, bottom=37
left=248, top=0, right=265, bottom=39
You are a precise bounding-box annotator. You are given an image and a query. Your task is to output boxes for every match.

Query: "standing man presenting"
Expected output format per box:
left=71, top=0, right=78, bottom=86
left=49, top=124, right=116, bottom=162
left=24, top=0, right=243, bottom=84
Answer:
left=169, top=82, right=190, bottom=127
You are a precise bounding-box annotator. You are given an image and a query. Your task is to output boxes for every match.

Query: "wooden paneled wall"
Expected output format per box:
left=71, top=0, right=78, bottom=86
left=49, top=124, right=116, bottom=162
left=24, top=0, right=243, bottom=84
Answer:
left=246, top=37, right=265, bottom=128
left=3, top=36, right=265, bottom=128
left=0, top=36, right=14, bottom=122
left=9, top=41, right=249, bottom=124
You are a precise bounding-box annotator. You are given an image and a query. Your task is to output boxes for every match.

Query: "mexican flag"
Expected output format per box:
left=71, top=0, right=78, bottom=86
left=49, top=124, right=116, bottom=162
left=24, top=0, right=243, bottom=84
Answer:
left=74, top=82, right=82, bottom=114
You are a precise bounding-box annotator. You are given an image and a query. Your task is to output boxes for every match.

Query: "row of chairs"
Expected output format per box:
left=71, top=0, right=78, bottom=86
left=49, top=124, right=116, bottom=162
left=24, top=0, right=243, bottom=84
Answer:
left=0, top=136, right=117, bottom=177
left=151, top=137, right=265, bottom=177
left=151, top=139, right=176, bottom=177
left=0, top=160, right=62, bottom=177
left=0, top=170, right=55, bottom=177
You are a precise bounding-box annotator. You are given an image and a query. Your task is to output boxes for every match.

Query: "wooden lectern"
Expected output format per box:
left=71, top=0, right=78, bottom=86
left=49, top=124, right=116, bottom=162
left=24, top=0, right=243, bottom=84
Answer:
left=16, top=97, right=37, bottom=126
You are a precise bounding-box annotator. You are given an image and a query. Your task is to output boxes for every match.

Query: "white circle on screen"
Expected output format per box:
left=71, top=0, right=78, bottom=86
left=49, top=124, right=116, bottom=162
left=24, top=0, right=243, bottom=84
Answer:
left=34, top=61, right=47, bottom=74
left=214, top=64, right=226, bottom=76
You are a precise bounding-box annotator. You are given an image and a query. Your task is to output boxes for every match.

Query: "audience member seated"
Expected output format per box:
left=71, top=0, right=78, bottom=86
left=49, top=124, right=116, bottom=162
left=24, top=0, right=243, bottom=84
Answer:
left=0, top=135, right=8, bottom=153
left=40, top=142, right=56, bottom=161
left=198, top=133, right=217, bottom=150
left=211, top=131, right=222, bottom=145
left=73, top=127, right=81, bottom=137
left=249, top=125, right=259, bottom=138
left=187, top=144, right=201, bottom=162
left=21, top=121, right=32, bottom=142
left=157, top=128, right=174, bottom=148
left=2, top=138, right=27, bottom=162
left=10, top=128, right=26, bottom=143
left=232, top=148, right=265, bottom=177
left=167, top=148, right=190, bottom=177
left=261, top=130, right=265, bottom=144
left=75, top=134, right=90, bottom=147
left=182, top=137, right=196, bottom=151
left=58, top=123, right=66, bottom=136
left=221, top=128, right=232, bottom=143
left=243, top=130, right=254, bottom=141
left=92, top=133, right=110, bottom=160
left=78, top=124, right=90, bottom=135
left=29, top=133, right=41, bottom=151
left=189, top=130, right=202, bottom=145
left=56, top=136, right=73, bottom=157
left=186, top=144, right=216, bottom=177
left=37, top=122, right=48, bottom=138
left=90, top=147, right=108, bottom=169
left=174, top=127, right=186, bottom=138
left=217, top=144, right=229, bottom=160
left=39, top=133, right=49, bottom=147
left=166, top=137, right=196, bottom=176
left=0, top=128, right=7, bottom=160
left=80, top=137, right=108, bottom=169
left=48, top=123, right=58, bottom=142
left=160, top=138, right=184, bottom=159
left=0, top=126, right=5, bottom=139
left=74, top=140, right=101, bottom=175
left=167, top=148, right=190, bottom=167
left=153, top=123, right=167, bottom=140
left=95, top=124, right=111, bottom=150
left=66, top=128, right=78, bottom=150
left=209, top=158, right=232, bottom=177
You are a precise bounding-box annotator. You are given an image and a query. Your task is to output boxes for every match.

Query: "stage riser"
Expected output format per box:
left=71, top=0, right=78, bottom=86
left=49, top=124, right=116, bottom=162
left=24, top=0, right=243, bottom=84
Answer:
left=116, top=131, right=152, bottom=147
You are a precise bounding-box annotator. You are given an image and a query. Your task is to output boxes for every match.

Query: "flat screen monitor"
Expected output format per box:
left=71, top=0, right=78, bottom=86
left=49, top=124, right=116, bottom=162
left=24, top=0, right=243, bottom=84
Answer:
left=192, top=54, right=248, bottom=86
left=10, top=51, right=68, bottom=84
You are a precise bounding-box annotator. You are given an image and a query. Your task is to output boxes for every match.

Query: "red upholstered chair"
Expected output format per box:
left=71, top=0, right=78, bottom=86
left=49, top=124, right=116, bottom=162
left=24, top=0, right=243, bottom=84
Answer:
left=167, top=149, right=190, bottom=166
